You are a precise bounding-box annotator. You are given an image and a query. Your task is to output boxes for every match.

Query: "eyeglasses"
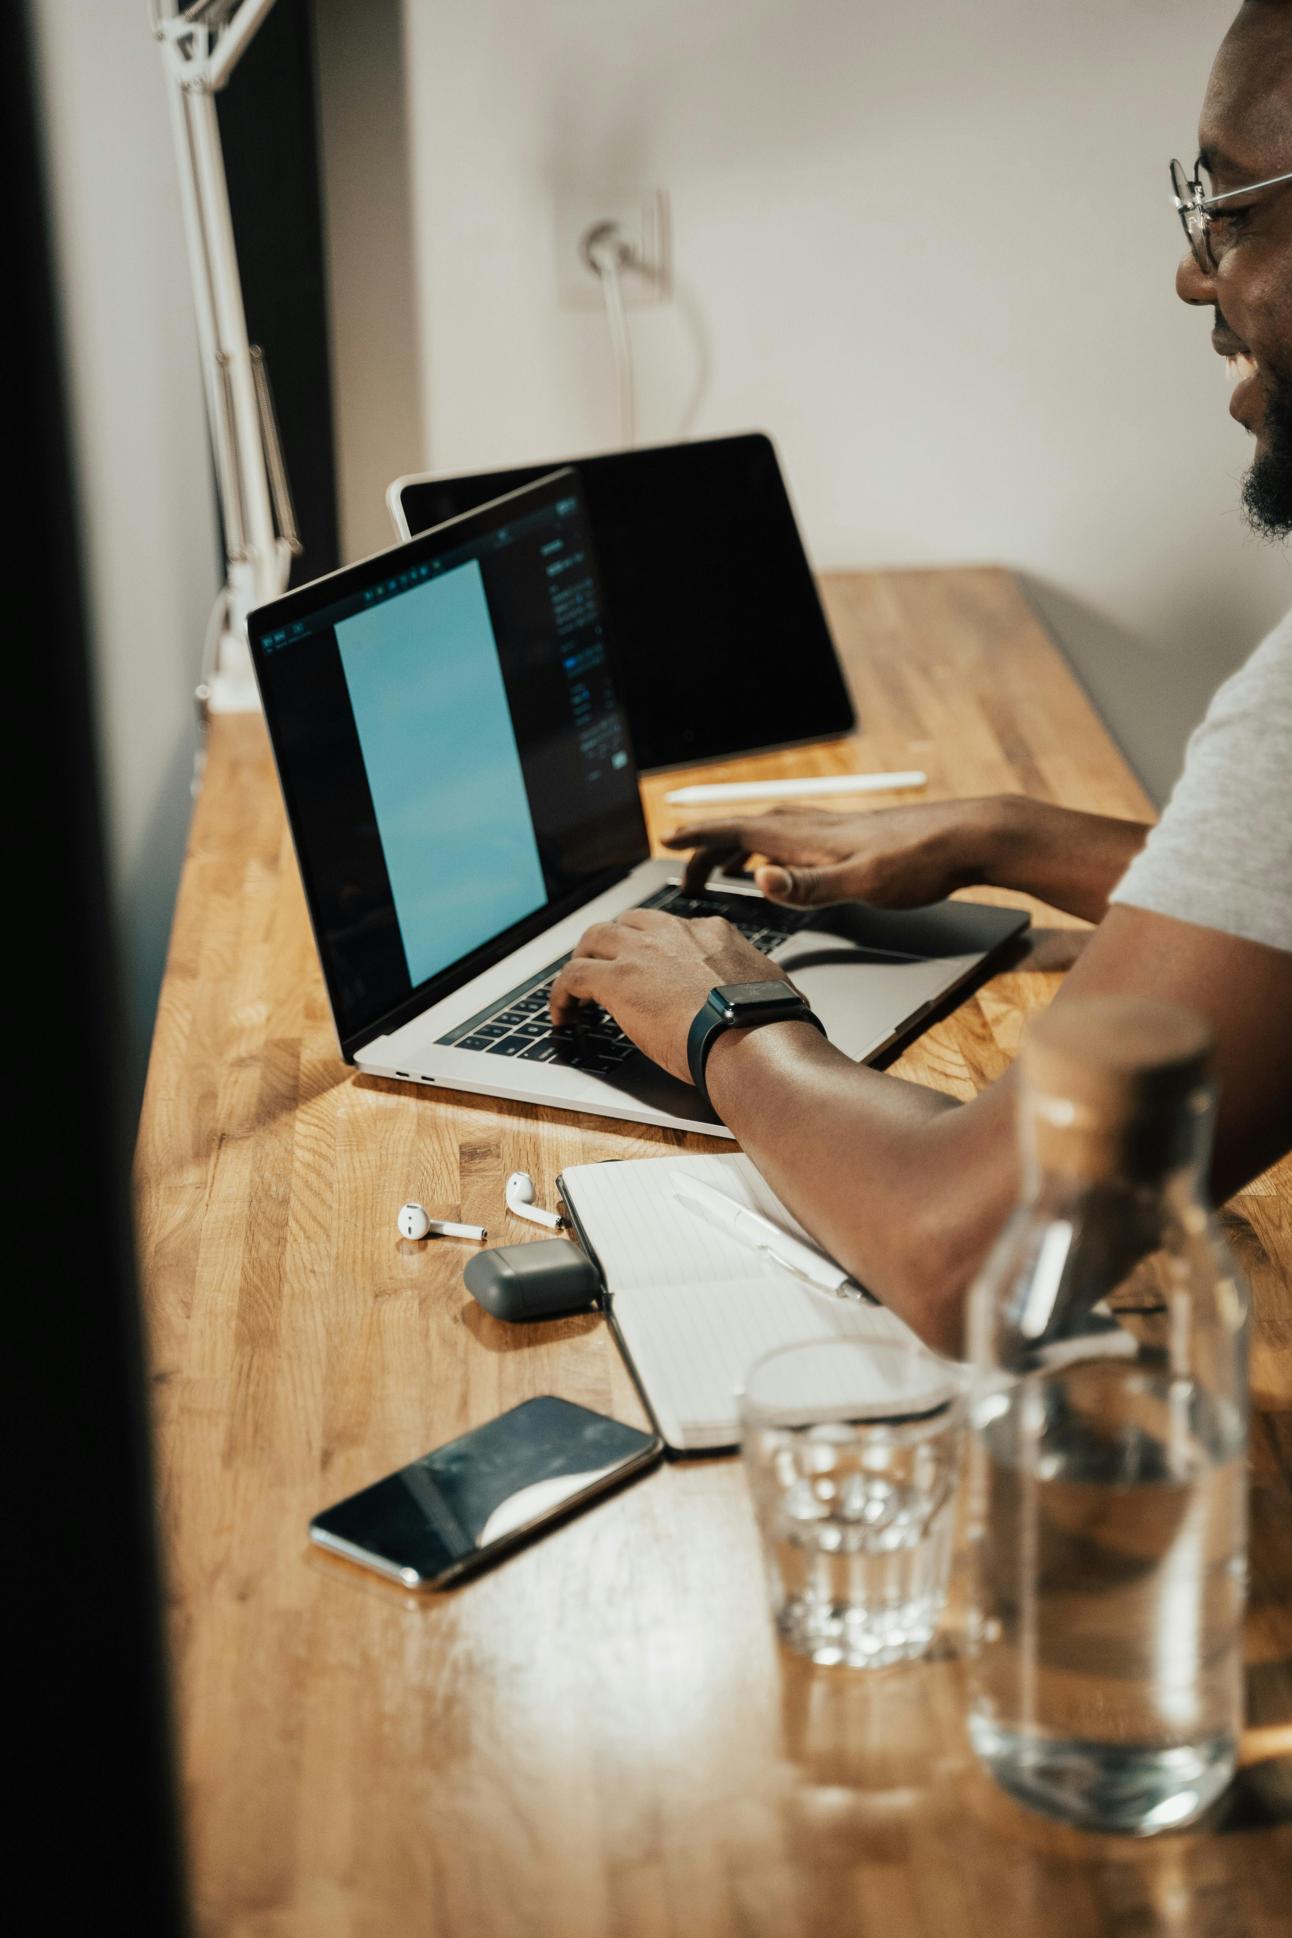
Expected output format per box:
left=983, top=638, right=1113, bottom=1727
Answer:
left=1170, top=156, right=1292, bottom=273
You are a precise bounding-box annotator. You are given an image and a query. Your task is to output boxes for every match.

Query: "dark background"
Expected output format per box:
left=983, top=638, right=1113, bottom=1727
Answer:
left=8, top=2, right=187, bottom=1928
left=218, top=0, right=339, bottom=588
left=7, top=4, right=345, bottom=1924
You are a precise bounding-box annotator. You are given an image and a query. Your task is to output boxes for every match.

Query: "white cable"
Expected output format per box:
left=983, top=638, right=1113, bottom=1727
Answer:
left=583, top=223, right=637, bottom=449
left=600, top=250, right=635, bottom=449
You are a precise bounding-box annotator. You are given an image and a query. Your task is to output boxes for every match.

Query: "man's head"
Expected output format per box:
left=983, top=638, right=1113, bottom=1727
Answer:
left=1177, top=0, right=1292, bottom=537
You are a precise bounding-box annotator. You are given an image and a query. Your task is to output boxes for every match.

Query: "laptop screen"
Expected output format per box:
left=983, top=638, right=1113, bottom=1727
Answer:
left=393, top=433, right=856, bottom=773
left=249, top=471, right=647, bottom=1056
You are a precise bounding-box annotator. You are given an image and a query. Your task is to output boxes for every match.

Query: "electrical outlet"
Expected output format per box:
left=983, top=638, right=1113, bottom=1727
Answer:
left=554, top=188, right=670, bottom=308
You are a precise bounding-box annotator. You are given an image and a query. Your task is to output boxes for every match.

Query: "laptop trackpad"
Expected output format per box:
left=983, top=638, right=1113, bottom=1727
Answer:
left=769, top=923, right=982, bottom=1061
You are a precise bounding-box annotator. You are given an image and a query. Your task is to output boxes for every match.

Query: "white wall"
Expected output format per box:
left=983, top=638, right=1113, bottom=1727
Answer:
left=384, top=0, right=1291, bottom=803
left=30, top=1, right=218, bottom=1103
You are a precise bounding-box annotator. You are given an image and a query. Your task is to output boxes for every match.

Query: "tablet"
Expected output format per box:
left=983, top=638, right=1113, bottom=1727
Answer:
left=388, top=432, right=856, bottom=773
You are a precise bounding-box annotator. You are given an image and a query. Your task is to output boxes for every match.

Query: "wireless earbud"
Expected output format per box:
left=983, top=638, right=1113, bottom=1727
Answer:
left=397, top=1203, right=487, bottom=1243
left=505, top=1171, right=565, bottom=1230
left=399, top=1201, right=433, bottom=1240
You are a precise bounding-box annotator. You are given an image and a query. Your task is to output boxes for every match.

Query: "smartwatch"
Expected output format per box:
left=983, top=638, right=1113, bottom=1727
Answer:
left=686, top=981, right=826, bottom=1110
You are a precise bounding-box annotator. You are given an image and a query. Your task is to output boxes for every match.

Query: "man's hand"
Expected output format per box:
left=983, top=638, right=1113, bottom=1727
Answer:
left=549, top=909, right=789, bottom=1083
left=662, top=798, right=1005, bottom=907
left=663, top=794, right=1152, bottom=925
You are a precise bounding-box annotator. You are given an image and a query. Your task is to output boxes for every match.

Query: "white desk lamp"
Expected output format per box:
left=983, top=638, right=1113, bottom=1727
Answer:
left=151, top=0, right=301, bottom=718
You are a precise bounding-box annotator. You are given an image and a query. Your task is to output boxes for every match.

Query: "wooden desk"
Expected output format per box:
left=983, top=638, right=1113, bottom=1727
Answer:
left=136, top=568, right=1292, bottom=1938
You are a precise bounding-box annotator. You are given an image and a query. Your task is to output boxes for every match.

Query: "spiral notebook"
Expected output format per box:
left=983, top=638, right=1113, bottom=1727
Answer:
left=556, top=1153, right=925, bottom=1452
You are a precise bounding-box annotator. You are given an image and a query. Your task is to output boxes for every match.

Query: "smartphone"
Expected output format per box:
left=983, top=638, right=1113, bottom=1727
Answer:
left=308, top=1396, right=662, bottom=1589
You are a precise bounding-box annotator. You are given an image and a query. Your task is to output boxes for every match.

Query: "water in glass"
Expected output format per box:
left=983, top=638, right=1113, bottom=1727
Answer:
left=741, top=1339, right=962, bottom=1669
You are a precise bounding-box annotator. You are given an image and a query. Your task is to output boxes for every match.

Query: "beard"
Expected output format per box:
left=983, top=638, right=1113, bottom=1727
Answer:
left=1242, top=365, right=1292, bottom=539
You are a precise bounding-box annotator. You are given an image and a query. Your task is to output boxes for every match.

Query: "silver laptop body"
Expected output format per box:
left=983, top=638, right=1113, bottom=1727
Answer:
left=248, top=471, right=1026, bottom=1139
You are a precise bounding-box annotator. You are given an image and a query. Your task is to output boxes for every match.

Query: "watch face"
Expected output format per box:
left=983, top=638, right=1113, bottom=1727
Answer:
left=717, top=981, right=801, bottom=1014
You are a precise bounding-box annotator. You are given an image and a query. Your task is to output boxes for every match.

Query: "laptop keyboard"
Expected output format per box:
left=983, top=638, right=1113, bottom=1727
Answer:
left=437, top=885, right=808, bottom=1074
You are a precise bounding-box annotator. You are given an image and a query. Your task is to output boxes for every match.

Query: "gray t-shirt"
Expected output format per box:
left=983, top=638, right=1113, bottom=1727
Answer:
left=1109, top=608, right=1292, bottom=953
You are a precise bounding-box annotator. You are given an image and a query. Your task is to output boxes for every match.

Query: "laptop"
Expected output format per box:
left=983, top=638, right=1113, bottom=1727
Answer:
left=387, top=432, right=856, bottom=773
left=247, top=469, right=1027, bottom=1138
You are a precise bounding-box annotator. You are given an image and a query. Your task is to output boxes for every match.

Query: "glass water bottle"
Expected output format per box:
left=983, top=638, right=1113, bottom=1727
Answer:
left=965, top=995, right=1249, bottom=1835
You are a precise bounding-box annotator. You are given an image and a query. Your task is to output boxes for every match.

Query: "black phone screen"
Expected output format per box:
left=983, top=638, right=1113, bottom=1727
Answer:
left=309, top=1397, right=660, bottom=1587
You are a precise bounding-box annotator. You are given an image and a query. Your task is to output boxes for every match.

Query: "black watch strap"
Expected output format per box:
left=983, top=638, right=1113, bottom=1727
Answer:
left=686, top=981, right=825, bottom=1111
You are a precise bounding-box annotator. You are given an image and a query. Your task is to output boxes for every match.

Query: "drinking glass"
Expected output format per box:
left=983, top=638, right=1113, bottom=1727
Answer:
left=740, top=1338, right=964, bottom=1669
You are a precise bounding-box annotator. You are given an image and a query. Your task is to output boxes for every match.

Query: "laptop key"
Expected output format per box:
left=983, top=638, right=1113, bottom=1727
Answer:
left=457, top=1033, right=497, bottom=1052
left=552, top=1039, right=595, bottom=1066
left=519, top=1040, right=559, bottom=1061
left=485, top=1036, right=528, bottom=1056
left=515, top=1020, right=550, bottom=1039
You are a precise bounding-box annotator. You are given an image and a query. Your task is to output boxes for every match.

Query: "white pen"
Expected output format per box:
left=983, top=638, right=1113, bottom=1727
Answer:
left=663, top=771, right=927, bottom=807
left=669, top=1174, right=876, bottom=1305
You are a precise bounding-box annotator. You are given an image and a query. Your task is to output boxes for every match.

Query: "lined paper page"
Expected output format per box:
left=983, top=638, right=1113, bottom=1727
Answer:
left=613, top=1280, right=915, bottom=1450
left=560, top=1152, right=936, bottom=1450
left=561, top=1153, right=838, bottom=1294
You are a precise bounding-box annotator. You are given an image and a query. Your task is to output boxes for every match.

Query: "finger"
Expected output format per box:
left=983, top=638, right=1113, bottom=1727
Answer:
left=661, top=819, right=756, bottom=850
left=681, top=845, right=748, bottom=896
left=670, top=813, right=840, bottom=873
left=661, top=807, right=823, bottom=850
left=753, top=859, right=857, bottom=908
left=549, top=956, right=614, bottom=1023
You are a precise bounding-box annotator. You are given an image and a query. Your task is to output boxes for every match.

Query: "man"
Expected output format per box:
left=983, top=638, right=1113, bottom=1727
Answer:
left=550, top=0, right=1292, bottom=1355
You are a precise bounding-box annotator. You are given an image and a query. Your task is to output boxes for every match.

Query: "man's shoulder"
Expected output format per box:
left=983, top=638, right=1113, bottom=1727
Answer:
left=1108, top=606, right=1292, bottom=955
left=1231, top=605, right=1292, bottom=683
left=1191, top=606, right=1292, bottom=737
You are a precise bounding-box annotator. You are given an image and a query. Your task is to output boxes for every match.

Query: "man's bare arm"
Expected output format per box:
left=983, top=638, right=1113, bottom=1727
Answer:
left=983, top=798, right=1151, bottom=925
left=551, top=902, right=1292, bottom=1358
left=701, top=1021, right=1020, bottom=1358
left=704, top=905, right=1292, bottom=1354
left=663, top=795, right=1151, bottom=926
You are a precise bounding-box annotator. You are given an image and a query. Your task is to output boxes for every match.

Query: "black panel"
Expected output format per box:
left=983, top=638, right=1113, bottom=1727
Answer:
left=8, top=4, right=188, bottom=1926
left=396, top=433, right=856, bottom=771
left=218, top=0, right=339, bottom=587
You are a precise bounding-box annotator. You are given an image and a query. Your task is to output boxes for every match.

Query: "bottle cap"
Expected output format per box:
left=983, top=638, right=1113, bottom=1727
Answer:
left=1021, top=997, right=1213, bottom=1176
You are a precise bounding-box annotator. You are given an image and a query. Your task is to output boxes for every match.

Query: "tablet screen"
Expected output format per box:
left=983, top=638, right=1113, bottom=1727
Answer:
left=394, top=433, right=856, bottom=772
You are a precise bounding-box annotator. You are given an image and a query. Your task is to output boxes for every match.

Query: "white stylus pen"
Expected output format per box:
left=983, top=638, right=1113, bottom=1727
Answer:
left=669, top=1174, right=875, bottom=1304
left=663, top=771, right=927, bottom=807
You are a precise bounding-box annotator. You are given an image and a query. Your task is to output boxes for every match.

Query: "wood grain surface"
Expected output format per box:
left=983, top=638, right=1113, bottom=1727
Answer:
left=135, top=567, right=1292, bottom=1938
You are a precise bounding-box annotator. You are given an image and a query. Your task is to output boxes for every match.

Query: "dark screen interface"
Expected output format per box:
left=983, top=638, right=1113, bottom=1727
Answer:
left=398, top=434, right=855, bottom=771
left=312, top=1397, right=657, bottom=1583
left=253, top=482, right=646, bottom=1049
